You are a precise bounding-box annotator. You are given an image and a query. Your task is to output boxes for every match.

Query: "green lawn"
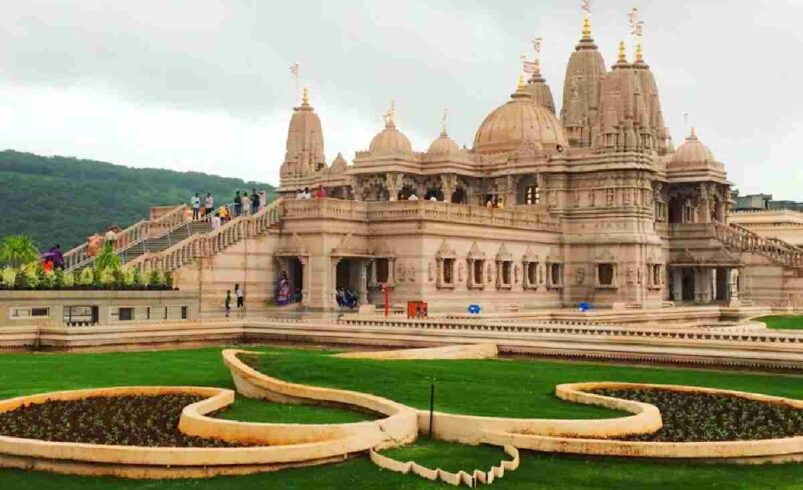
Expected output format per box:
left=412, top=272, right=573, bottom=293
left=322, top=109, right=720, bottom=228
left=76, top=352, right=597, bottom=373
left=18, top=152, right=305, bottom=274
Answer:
left=757, top=315, right=803, bottom=330
left=0, top=346, right=800, bottom=489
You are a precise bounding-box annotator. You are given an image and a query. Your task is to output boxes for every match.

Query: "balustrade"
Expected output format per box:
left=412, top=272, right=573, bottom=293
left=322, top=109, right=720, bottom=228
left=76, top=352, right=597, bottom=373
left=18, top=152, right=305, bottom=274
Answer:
left=127, top=199, right=283, bottom=273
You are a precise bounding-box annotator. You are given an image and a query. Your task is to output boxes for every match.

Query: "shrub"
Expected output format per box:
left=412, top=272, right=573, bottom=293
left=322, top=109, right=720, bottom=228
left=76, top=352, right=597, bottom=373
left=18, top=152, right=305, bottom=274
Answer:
left=0, top=235, right=39, bottom=268
left=165, top=271, right=174, bottom=289
left=98, top=268, right=115, bottom=289
left=41, top=270, right=57, bottom=289
left=54, top=269, right=65, bottom=289
left=63, top=271, right=75, bottom=288
left=133, top=268, right=144, bottom=288
left=1, top=267, right=16, bottom=288
left=78, top=268, right=94, bottom=287
left=122, top=268, right=136, bottom=287
left=94, top=242, right=121, bottom=272
left=148, top=270, right=164, bottom=289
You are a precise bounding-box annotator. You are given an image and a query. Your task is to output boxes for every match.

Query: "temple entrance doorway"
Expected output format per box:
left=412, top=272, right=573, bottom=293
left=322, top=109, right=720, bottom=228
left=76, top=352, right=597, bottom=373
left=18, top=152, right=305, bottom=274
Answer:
left=335, top=258, right=368, bottom=308
left=288, top=258, right=304, bottom=303
left=681, top=268, right=695, bottom=301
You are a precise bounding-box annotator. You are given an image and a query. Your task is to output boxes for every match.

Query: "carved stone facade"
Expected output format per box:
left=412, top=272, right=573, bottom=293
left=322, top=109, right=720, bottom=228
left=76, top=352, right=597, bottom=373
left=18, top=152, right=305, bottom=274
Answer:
left=262, top=16, right=803, bottom=312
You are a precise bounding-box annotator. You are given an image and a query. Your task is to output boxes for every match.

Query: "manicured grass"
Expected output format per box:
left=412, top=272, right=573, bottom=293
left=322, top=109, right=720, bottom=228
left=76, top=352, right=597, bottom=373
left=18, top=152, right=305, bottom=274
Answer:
left=215, top=396, right=375, bottom=424
left=244, top=350, right=803, bottom=419
left=0, top=346, right=801, bottom=489
left=756, top=315, right=803, bottom=330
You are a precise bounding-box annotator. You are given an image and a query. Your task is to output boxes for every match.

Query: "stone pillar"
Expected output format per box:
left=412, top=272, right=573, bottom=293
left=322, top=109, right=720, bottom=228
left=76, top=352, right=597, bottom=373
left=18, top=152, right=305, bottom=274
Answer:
left=330, top=257, right=341, bottom=310
left=671, top=267, right=683, bottom=302
left=358, top=260, right=368, bottom=305
left=694, top=267, right=714, bottom=304
left=728, top=268, right=741, bottom=306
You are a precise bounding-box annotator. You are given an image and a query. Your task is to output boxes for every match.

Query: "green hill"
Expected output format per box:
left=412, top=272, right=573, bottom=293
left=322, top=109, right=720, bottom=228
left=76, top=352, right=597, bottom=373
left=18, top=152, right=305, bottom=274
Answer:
left=0, top=150, right=275, bottom=250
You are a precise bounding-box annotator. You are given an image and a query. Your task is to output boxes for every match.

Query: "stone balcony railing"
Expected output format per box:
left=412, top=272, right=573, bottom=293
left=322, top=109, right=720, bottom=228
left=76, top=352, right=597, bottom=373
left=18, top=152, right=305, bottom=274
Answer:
left=281, top=198, right=561, bottom=232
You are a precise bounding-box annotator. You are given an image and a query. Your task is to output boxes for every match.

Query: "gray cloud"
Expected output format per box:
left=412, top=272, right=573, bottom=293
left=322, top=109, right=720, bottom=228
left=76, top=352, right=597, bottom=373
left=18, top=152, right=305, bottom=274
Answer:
left=0, top=0, right=801, bottom=198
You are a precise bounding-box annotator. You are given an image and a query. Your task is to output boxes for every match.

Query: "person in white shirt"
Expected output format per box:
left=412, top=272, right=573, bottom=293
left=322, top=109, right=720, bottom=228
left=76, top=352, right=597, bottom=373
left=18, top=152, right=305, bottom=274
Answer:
left=302, top=187, right=312, bottom=199
left=204, top=193, right=214, bottom=217
left=241, top=193, right=252, bottom=217
left=235, top=283, right=245, bottom=309
left=408, top=193, right=419, bottom=201
left=191, top=193, right=201, bottom=220
left=429, top=195, right=438, bottom=202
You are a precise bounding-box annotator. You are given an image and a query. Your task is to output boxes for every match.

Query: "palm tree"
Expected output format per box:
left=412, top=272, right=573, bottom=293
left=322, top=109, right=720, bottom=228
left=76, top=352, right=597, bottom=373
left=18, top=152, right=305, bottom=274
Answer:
left=0, top=235, right=39, bottom=268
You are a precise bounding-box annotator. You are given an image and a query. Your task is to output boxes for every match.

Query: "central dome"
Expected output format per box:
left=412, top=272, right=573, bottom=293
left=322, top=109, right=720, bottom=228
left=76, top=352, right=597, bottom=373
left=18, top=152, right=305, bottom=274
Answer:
left=473, top=88, right=567, bottom=155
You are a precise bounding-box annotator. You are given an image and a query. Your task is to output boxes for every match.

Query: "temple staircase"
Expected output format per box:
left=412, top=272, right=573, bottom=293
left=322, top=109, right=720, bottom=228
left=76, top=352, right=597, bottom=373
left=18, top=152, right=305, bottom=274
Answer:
left=126, top=198, right=283, bottom=273
left=64, top=205, right=189, bottom=271
left=714, top=222, right=803, bottom=269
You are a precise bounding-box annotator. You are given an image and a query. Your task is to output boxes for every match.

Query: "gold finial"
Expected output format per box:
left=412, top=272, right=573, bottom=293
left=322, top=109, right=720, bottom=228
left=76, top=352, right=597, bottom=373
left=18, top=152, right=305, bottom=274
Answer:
left=441, top=108, right=448, bottom=135
left=582, top=14, right=592, bottom=39
left=635, top=40, right=643, bottom=63
left=517, top=72, right=526, bottom=89
left=301, top=86, right=309, bottom=105
left=618, top=40, right=627, bottom=63
left=689, top=127, right=697, bottom=139
left=384, top=100, right=395, bottom=127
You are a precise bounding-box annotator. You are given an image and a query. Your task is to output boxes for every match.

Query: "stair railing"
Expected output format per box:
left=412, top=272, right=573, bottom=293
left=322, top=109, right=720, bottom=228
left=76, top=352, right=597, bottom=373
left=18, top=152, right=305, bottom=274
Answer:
left=64, top=204, right=189, bottom=271
left=127, top=198, right=282, bottom=273
left=714, top=221, right=803, bottom=268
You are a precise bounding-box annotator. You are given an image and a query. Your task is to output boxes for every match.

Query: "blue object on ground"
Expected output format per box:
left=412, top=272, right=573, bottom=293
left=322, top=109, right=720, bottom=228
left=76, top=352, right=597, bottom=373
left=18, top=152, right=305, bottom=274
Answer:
left=468, top=304, right=481, bottom=314
left=579, top=302, right=590, bottom=312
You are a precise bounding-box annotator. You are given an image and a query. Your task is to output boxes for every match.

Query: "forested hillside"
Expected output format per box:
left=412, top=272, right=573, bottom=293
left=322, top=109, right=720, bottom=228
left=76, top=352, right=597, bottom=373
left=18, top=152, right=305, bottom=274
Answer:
left=0, top=150, right=274, bottom=250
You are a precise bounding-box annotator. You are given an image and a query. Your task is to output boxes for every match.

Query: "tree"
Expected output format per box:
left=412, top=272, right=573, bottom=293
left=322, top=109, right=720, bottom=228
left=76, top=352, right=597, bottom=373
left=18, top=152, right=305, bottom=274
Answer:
left=0, top=235, right=39, bottom=268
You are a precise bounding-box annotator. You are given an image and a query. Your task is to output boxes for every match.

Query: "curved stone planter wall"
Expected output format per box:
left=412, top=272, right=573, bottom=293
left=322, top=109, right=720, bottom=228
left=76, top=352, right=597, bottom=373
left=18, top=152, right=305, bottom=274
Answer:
left=369, top=444, right=520, bottom=487
left=480, top=382, right=803, bottom=462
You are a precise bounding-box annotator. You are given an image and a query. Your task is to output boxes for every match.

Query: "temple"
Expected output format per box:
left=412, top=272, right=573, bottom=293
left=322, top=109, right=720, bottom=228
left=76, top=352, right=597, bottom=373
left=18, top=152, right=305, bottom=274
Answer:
left=63, top=13, right=803, bottom=314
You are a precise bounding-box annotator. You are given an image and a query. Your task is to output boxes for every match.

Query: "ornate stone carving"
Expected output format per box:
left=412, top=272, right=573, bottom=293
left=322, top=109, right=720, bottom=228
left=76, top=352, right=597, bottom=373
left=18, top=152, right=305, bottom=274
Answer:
left=626, top=267, right=636, bottom=285
left=576, top=267, right=585, bottom=285
left=408, top=265, right=416, bottom=282
left=458, top=262, right=465, bottom=282
left=514, top=264, right=520, bottom=284
left=428, top=262, right=435, bottom=282
left=397, top=262, right=406, bottom=281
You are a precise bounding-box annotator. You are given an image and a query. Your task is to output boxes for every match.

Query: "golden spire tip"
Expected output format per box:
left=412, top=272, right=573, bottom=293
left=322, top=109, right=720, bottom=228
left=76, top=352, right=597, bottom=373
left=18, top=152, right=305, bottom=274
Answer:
left=582, top=14, right=592, bottom=39
left=618, top=40, right=627, bottom=63
left=302, top=86, right=309, bottom=105
left=635, top=40, right=644, bottom=63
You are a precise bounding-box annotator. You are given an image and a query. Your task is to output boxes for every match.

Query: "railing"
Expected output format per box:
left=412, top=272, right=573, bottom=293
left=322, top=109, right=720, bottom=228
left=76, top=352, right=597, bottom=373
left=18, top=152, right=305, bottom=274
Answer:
left=714, top=222, right=803, bottom=268
left=64, top=205, right=188, bottom=271
left=128, top=198, right=283, bottom=273
left=281, top=198, right=561, bottom=232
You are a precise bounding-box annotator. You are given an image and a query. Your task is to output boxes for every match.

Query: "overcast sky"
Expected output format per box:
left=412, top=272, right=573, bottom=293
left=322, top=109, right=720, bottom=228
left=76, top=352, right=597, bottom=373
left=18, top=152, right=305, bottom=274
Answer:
left=0, top=0, right=801, bottom=199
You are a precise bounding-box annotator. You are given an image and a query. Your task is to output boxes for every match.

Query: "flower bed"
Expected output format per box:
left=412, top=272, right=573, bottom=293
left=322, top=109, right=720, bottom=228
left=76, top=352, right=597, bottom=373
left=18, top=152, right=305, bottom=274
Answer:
left=591, top=388, right=803, bottom=442
left=0, top=394, right=243, bottom=447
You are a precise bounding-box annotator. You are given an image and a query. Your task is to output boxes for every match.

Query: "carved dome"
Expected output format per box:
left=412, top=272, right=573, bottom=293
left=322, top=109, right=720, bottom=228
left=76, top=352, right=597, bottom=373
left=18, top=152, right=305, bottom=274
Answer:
left=473, top=86, right=567, bottom=154
left=670, top=128, right=715, bottom=165
left=369, top=119, right=412, bottom=155
left=427, top=130, right=460, bottom=155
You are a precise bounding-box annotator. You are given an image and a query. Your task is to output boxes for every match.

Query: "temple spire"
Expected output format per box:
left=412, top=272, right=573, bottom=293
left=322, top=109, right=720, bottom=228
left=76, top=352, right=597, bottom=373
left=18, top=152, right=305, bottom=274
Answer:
left=617, top=40, right=628, bottom=64
left=635, top=40, right=644, bottom=63
left=301, top=86, right=310, bottom=106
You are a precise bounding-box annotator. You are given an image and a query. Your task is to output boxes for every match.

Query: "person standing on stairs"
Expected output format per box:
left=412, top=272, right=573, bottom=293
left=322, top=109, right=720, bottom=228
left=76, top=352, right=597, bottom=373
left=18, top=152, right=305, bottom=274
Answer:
left=191, top=193, right=201, bottom=220
left=235, top=284, right=245, bottom=311
left=251, top=188, right=259, bottom=214
left=205, top=193, right=214, bottom=218
left=242, top=192, right=252, bottom=217
left=225, top=290, right=232, bottom=318
left=234, top=191, right=242, bottom=217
